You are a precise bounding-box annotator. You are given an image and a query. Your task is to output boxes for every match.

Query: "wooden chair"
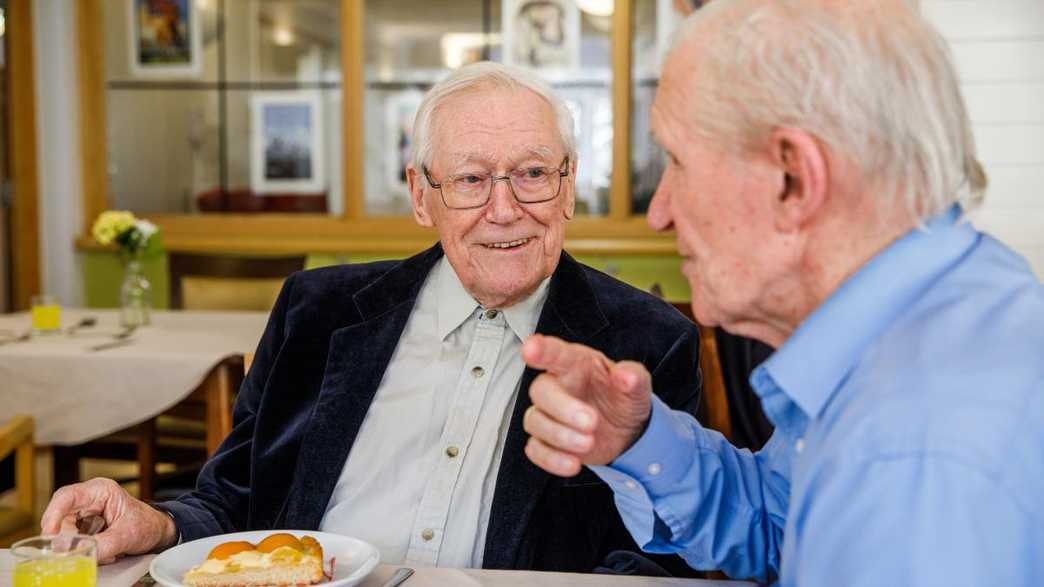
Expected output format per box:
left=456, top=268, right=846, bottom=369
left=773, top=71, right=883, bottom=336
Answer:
left=56, top=256, right=303, bottom=500
left=0, top=416, right=35, bottom=547
left=670, top=302, right=734, bottom=441
left=138, top=254, right=304, bottom=496
left=169, top=253, right=306, bottom=312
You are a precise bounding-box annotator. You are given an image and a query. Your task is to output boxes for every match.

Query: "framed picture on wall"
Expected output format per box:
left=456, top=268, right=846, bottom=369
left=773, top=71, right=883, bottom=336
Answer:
left=250, top=93, right=325, bottom=195
left=127, top=0, right=202, bottom=78
left=502, top=0, right=581, bottom=71
left=383, top=89, right=425, bottom=199
left=656, top=0, right=707, bottom=71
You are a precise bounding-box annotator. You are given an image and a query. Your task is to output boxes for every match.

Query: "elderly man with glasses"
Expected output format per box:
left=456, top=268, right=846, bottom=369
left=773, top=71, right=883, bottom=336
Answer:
left=40, top=62, right=702, bottom=576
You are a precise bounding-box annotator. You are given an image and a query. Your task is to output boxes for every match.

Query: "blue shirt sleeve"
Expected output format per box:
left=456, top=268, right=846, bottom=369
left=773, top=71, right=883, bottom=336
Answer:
left=590, top=395, right=793, bottom=583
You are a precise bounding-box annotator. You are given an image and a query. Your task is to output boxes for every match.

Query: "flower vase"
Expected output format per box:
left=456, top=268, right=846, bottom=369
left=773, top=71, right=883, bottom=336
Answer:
left=120, top=257, right=152, bottom=328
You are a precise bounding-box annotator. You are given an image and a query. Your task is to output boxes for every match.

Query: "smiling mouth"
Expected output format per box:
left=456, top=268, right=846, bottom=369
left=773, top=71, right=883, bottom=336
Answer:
left=482, top=237, right=533, bottom=250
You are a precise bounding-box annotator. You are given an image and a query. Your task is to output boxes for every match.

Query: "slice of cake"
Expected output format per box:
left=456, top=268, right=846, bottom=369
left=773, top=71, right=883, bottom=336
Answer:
left=183, top=533, right=325, bottom=587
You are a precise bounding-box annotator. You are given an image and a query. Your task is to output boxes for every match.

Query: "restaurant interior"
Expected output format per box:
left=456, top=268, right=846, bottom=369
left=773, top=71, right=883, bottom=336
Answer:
left=0, top=0, right=1041, bottom=585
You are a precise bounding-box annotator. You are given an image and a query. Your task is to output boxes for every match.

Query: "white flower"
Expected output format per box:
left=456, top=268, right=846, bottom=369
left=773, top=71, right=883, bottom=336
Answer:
left=135, top=220, right=158, bottom=241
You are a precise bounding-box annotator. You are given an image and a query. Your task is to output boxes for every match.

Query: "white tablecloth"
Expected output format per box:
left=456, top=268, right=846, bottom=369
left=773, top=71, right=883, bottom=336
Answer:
left=0, top=309, right=268, bottom=445
left=0, top=552, right=751, bottom=587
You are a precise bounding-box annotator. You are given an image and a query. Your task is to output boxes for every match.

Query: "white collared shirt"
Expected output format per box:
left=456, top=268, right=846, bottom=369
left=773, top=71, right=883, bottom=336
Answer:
left=319, top=256, right=550, bottom=568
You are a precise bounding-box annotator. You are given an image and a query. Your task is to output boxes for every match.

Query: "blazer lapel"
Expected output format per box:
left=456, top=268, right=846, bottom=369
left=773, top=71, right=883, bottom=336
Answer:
left=282, top=245, right=443, bottom=529
left=483, top=252, right=609, bottom=568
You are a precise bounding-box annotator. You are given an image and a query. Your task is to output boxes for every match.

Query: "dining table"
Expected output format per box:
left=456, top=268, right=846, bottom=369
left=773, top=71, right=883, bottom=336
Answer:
left=0, top=308, right=269, bottom=497
left=0, top=551, right=755, bottom=587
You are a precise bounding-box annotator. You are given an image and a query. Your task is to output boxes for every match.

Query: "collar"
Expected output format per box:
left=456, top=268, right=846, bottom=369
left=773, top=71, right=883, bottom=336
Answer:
left=435, top=256, right=481, bottom=340
left=756, top=205, right=979, bottom=420
left=352, top=243, right=608, bottom=344
left=501, top=276, right=551, bottom=341
left=435, top=255, right=552, bottom=341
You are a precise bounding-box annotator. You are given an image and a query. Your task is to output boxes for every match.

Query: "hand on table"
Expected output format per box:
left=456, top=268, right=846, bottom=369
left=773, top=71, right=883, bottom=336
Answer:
left=521, top=334, right=653, bottom=477
left=40, top=477, right=178, bottom=564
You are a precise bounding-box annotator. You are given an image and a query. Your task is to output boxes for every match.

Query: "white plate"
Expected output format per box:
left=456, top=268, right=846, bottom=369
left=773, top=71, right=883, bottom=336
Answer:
left=149, top=530, right=380, bottom=587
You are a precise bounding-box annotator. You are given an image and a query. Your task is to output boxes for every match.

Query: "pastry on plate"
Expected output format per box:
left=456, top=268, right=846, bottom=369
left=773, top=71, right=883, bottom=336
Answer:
left=182, top=533, right=325, bottom=586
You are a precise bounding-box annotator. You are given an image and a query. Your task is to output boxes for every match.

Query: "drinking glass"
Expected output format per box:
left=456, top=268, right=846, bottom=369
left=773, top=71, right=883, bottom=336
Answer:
left=11, top=535, right=97, bottom=587
left=30, top=294, right=61, bottom=335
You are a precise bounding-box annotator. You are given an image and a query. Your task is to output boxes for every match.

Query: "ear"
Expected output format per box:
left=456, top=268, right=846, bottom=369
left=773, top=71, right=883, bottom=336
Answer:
left=767, top=128, right=828, bottom=233
left=407, top=165, right=435, bottom=228
left=562, top=159, right=577, bottom=220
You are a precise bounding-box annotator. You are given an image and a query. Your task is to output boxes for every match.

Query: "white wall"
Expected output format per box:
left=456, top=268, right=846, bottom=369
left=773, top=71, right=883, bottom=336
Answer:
left=923, top=0, right=1044, bottom=279
left=33, top=0, right=83, bottom=306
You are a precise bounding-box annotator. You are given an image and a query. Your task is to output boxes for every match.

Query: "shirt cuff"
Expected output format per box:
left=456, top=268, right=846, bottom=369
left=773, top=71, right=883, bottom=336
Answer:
left=587, top=395, right=697, bottom=547
left=609, top=394, right=696, bottom=495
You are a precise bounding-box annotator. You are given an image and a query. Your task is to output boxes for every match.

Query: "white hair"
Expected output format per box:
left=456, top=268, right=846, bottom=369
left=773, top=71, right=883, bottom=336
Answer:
left=674, top=0, right=986, bottom=223
left=410, top=61, right=577, bottom=173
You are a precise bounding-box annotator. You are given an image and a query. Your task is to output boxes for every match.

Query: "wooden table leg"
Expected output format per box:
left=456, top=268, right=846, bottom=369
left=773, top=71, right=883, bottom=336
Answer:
left=203, top=359, right=238, bottom=456
left=52, top=445, right=80, bottom=490
left=136, top=419, right=156, bottom=501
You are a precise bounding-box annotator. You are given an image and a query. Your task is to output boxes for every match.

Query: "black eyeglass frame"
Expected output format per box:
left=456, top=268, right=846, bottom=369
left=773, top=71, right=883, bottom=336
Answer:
left=422, top=157, right=571, bottom=210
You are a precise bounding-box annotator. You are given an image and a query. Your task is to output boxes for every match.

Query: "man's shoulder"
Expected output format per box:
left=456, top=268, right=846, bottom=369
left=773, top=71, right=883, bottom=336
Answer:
left=833, top=240, right=1044, bottom=516
left=278, top=259, right=409, bottom=333
left=288, top=260, right=402, bottom=299
left=575, top=262, right=695, bottom=332
left=567, top=261, right=700, bottom=368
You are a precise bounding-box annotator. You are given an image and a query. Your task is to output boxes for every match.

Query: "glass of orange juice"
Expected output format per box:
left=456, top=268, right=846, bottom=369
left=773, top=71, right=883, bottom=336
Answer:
left=11, top=535, right=97, bottom=587
left=30, top=294, right=61, bottom=335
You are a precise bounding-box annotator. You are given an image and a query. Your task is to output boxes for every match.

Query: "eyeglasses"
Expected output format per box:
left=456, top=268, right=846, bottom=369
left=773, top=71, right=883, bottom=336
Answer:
left=423, top=157, right=570, bottom=210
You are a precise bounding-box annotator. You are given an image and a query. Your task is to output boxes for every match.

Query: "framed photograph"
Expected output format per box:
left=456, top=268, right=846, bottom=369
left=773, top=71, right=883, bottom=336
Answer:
left=502, top=0, right=581, bottom=71
left=383, top=89, right=425, bottom=198
left=250, top=93, right=325, bottom=195
left=127, top=0, right=202, bottom=78
left=656, top=0, right=707, bottom=71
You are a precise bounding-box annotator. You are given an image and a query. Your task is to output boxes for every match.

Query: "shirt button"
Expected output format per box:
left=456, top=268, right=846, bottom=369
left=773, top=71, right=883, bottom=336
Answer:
left=624, top=480, right=638, bottom=491
left=471, top=366, right=485, bottom=378
left=795, top=438, right=805, bottom=453
left=647, top=463, right=662, bottom=476
left=484, top=309, right=499, bottom=319
left=446, top=446, right=459, bottom=458
left=421, top=528, right=435, bottom=541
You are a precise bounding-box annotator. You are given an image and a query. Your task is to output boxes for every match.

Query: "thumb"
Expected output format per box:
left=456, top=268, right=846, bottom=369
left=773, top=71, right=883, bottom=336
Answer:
left=94, top=530, right=125, bottom=564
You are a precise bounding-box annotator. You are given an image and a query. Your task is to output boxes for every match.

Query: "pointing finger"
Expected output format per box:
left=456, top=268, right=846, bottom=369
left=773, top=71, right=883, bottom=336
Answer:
left=523, top=334, right=608, bottom=379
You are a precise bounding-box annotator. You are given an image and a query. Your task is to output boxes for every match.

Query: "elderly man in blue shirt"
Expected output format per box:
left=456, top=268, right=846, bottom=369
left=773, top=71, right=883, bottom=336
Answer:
left=520, top=0, right=1044, bottom=585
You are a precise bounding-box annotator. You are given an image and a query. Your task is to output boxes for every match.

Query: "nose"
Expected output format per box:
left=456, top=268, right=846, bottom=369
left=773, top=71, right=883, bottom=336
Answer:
left=647, top=178, right=674, bottom=232
left=485, top=178, right=525, bottom=224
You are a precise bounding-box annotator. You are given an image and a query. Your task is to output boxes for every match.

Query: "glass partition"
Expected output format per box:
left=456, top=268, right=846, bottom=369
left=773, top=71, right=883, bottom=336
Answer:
left=363, top=0, right=612, bottom=217
left=103, top=0, right=342, bottom=215
left=630, top=0, right=705, bottom=214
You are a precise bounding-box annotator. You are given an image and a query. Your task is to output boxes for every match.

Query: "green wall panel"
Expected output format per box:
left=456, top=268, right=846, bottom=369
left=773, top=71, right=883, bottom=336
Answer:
left=83, top=251, right=690, bottom=309
left=82, top=251, right=170, bottom=309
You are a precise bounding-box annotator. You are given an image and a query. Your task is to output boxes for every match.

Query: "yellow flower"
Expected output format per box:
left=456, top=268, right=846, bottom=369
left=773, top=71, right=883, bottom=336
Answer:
left=91, top=210, right=137, bottom=245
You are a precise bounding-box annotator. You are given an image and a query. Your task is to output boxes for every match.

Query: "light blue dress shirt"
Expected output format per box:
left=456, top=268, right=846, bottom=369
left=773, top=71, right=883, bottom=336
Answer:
left=592, top=206, right=1044, bottom=585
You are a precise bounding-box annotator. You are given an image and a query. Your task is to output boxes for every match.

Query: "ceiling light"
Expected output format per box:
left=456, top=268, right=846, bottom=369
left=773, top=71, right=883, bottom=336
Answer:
left=576, top=0, right=614, bottom=17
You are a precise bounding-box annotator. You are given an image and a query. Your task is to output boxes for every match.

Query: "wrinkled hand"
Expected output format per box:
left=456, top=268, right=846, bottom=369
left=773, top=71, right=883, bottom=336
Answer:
left=40, top=478, right=178, bottom=564
left=522, top=334, right=652, bottom=477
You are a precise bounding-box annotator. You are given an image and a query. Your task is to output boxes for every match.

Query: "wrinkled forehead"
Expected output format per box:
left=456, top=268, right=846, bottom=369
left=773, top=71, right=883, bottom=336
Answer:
left=442, top=146, right=557, bottom=169
left=429, top=87, right=562, bottom=167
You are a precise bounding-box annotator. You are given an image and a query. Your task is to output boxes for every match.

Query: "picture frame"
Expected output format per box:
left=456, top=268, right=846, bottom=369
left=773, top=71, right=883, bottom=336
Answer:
left=383, top=89, right=425, bottom=199
left=127, top=0, right=203, bottom=78
left=502, top=0, right=581, bottom=72
left=250, top=92, right=325, bottom=195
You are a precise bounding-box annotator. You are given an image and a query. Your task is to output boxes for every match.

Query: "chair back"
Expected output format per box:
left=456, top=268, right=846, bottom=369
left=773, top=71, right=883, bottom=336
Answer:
left=0, top=415, right=35, bottom=547
left=169, top=254, right=306, bottom=311
left=669, top=302, right=734, bottom=442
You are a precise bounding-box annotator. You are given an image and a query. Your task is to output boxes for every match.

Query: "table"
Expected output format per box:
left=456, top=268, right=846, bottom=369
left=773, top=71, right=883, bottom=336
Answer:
left=0, top=552, right=754, bottom=587
left=0, top=309, right=268, bottom=497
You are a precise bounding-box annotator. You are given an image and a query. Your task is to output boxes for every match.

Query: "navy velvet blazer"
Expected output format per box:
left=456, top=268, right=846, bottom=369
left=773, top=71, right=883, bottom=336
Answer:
left=160, top=244, right=701, bottom=572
